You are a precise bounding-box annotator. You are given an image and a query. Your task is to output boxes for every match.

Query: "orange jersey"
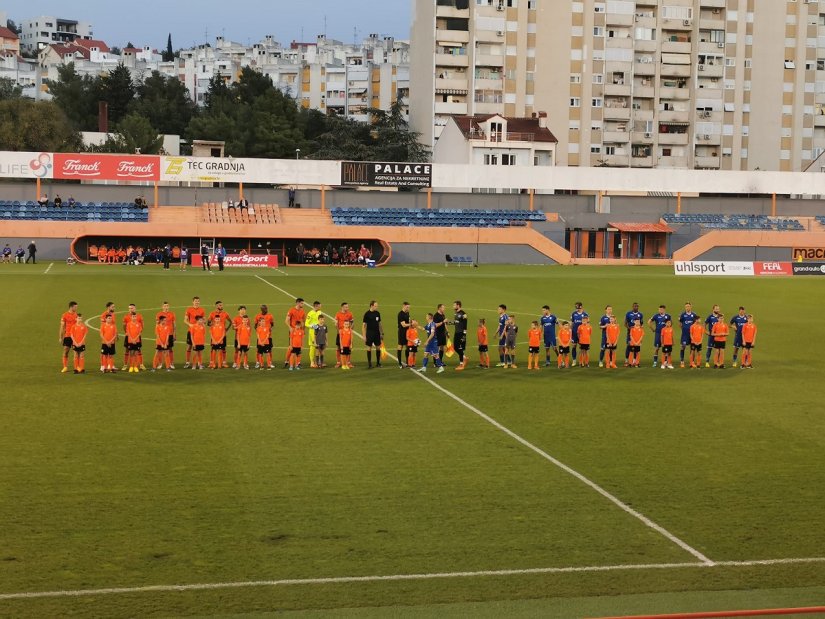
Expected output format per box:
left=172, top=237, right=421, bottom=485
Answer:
left=577, top=324, right=592, bottom=345
left=100, top=310, right=116, bottom=326
left=629, top=326, right=644, bottom=346
left=189, top=323, right=206, bottom=346
left=185, top=306, right=205, bottom=326
left=256, top=324, right=271, bottom=344
left=605, top=323, right=620, bottom=346
left=477, top=325, right=489, bottom=346
left=528, top=327, right=541, bottom=348
left=208, top=310, right=230, bottom=327
left=232, top=314, right=248, bottom=331
left=335, top=310, right=354, bottom=331
left=210, top=322, right=226, bottom=344
left=125, top=321, right=143, bottom=344
left=558, top=327, right=572, bottom=347
left=122, top=312, right=144, bottom=331
left=155, top=323, right=172, bottom=347
left=711, top=322, right=729, bottom=342
left=237, top=323, right=252, bottom=347
left=339, top=327, right=353, bottom=348
left=742, top=323, right=757, bottom=344
left=690, top=322, right=705, bottom=345
left=290, top=327, right=305, bottom=348
left=70, top=322, right=88, bottom=346
left=61, top=311, right=78, bottom=336
left=406, top=327, right=419, bottom=347
left=254, top=312, right=274, bottom=330
left=100, top=321, right=118, bottom=345
left=661, top=326, right=674, bottom=347
left=287, top=306, right=306, bottom=328
left=156, top=311, right=176, bottom=331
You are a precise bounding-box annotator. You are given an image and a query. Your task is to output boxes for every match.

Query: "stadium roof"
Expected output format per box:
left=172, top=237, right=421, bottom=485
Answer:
left=609, top=222, right=674, bottom=233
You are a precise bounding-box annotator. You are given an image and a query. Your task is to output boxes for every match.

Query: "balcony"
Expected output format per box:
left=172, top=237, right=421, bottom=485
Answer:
left=815, top=114, right=825, bottom=127
left=436, top=29, right=470, bottom=44
left=698, top=41, right=726, bottom=54
left=635, top=39, right=657, bottom=53
left=436, top=4, right=470, bottom=18
left=604, top=82, right=631, bottom=96
left=659, top=86, right=691, bottom=100
left=657, top=156, right=689, bottom=168
left=700, top=0, right=725, bottom=8
left=604, top=130, right=630, bottom=143
left=634, top=85, right=655, bottom=98
left=699, top=18, right=726, bottom=31
left=662, top=19, right=694, bottom=31
left=474, top=53, right=504, bottom=67
left=474, top=77, right=503, bottom=90
left=473, top=131, right=537, bottom=143
left=662, top=41, right=692, bottom=54
left=696, top=133, right=721, bottom=145
left=435, top=52, right=469, bottom=68
left=475, top=29, right=506, bottom=43
left=474, top=102, right=503, bottom=114
left=435, top=101, right=468, bottom=115
left=631, top=156, right=654, bottom=167
left=603, top=106, right=631, bottom=120
left=634, top=109, right=655, bottom=121
left=659, top=110, right=690, bottom=122
left=635, top=17, right=656, bottom=29
left=634, top=61, right=655, bottom=76
left=658, top=132, right=689, bottom=146
left=601, top=154, right=632, bottom=166
left=660, top=64, right=692, bottom=77
left=697, top=63, right=723, bottom=78
left=605, top=13, right=634, bottom=26
left=632, top=131, right=655, bottom=143
left=435, top=77, right=469, bottom=93
left=606, top=37, right=634, bottom=49
left=694, top=155, right=721, bottom=168
left=605, top=61, right=632, bottom=75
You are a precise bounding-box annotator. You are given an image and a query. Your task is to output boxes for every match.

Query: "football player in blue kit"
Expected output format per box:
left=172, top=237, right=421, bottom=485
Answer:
left=730, top=306, right=749, bottom=367
left=540, top=305, right=558, bottom=367
left=648, top=304, right=672, bottom=367
left=570, top=302, right=588, bottom=367
left=677, top=302, right=699, bottom=368
left=624, top=302, right=643, bottom=367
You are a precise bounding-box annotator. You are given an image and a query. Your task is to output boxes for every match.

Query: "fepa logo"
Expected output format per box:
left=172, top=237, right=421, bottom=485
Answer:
left=29, top=153, right=52, bottom=178
left=761, top=262, right=783, bottom=271
left=165, top=157, right=187, bottom=175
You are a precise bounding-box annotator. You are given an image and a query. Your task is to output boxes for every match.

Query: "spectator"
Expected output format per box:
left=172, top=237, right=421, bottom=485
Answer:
left=53, top=194, right=63, bottom=208
left=2, top=244, right=11, bottom=262
left=135, top=195, right=147, bottom=209
left=239, top=197, right=249, bottom=212
left=162, top=243, right=171, bottom=270
left=180, top=246, right=188, bottom=270
left=37, top=194, right=48, bottom=207
left=25, top=240, right=37, bottom=263
left=288, top=186, right=296, bottom=208
left=200, top=243, right=211, bottom=271
left=227, top=199, right=236, bottom=212
left=15, top=246, right=25, bottom=263
left=67, top=196, right=76, bottom=208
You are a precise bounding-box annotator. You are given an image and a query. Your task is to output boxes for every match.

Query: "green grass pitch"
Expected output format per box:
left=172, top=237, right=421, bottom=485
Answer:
left=1, top=262, right=824, bottom=618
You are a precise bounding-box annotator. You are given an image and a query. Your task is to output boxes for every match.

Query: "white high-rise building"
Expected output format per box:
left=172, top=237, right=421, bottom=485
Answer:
left=20, top=15, right=93, bottom=53
left=411, top=0, right=825, bottom=172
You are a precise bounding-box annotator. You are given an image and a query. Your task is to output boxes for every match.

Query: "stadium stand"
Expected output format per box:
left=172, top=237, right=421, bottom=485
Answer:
left=662, top=213, right=804, bottom=231
left=815, top=215, right=825, bottom=227
left=0, top=200, right=149, bottom=223
left=201, top=202, right=280, bottom=224
left=330, top=207, right=546, bottom=228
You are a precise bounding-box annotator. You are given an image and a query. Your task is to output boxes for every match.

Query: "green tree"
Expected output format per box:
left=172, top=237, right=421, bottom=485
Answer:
left=0, top=99, right=81, bottom=151
left=6, top=19, right=18, bottom=33
left=130, top=70, right=196, bottom=137
left=99, top=63, right=136, bottom=126
left=84, top=113, right=163, bottom=154
left=48, top=63, right=100, bottom=131
left=162, top=33, right=174, bottom=62
left=365, top=101, right=429, bottom=162
left=0, top=77, right=23, bottom=100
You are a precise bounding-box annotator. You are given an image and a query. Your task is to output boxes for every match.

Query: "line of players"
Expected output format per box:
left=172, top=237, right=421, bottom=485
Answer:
left=57, top=298, right=759, bottom=375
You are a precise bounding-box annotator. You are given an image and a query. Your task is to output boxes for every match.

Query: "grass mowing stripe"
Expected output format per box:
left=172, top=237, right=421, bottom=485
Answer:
left=3, top=557, right=825, bottom=601
left=253, top=274, right=714, bottom=566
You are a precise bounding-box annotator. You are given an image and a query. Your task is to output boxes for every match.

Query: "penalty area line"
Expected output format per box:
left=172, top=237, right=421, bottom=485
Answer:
left=253, top=274, right=712, bottom=565
left=3, top=558, right=825, bottom=601
left=44, top=263, right=53, bottom=274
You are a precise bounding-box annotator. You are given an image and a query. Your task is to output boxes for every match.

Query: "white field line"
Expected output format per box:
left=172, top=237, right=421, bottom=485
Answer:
left=253, top=275, right=712, bottom=565
left=404, top=266, right=444, bottom=277
left=272, top=268, right=289, bottom=276
left=43, top=262, right=53, bottom=274
left=3, top=557, right=825, bottom=601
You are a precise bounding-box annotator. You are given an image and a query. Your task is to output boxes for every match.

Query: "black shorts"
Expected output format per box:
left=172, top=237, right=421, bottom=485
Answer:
left=436, top=333, right=447, bottom=347
left=257, top=344, right=272, bottom=354
left=407, top=345, right=418, bottom=353
left=73, top=345, right=86, bottom=353
left=291, top=347, right=302, bottom=355
left=365, top=333, right=381, bottom=347
left=127, top=342, right=141, bottom=351
left=713, top=341, right=726, bottom=349
left=239, top=345, right=249, bottom=352
left=341, top=346, right=352, bottom=355
left=662, top=345, right=673, bottom=354
left=101, top=344, right=115, bottom=355
left=605, top=344, right=617, bottom=350
left=397, top=330, right=407, bottom=347
left=454, top=333, right=467, bottom=351
left=168, top=335, right=175, bottom=348
left=559, top=346, right=570, bottom=354
left=478, top=345, right=489, bottom=353
left=528, top=346, right=540, bottom=354
left=123, top=336, right=142, bottom=350
left=194, top=344, right=205, bottom=352
left=690, top=343, right=702, bottom=352
left=579, top=344, right=590, bottom=351
left=211, top=342, right=226, bottom=351
left=629, top=345, right=641, bottom=353
left=744, top=343, right=753, bottom=349
left=156, top=344, right=169, bottom=351
left=62, top=336, right=73, bottom=347
left=186, top=332, right=193, bottom=346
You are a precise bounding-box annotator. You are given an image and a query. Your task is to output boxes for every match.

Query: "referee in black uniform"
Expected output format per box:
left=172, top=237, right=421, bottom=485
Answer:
left=450, top=300, right=469, bottom=370
left=433, top=303, right=448, bottom=365
left=362, top=300, right=383, bottom=368
left=397, top=301, right=411, bottom=368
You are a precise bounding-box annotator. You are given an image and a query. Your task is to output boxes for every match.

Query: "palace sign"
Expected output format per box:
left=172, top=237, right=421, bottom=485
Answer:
left=341, top=161, right=432, bottom=188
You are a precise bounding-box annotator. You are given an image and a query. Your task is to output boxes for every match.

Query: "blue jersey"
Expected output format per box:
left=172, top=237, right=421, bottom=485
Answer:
left=599, top=314, right=612, bottom=343
left=424, top=321, right=438, bottom=353
left=679, top=311, right=698, bottom=334
left=704, top=314, right=720, bottom=339
left=650, top=312, right=671, bottom=333
left=571, top=310, right=588, bottom=341
left=625, top=310, right=643, bottom=331
left=730, top=314, right=748, bottom=334
left=497, top=313, right=509, bottom=338
left=540, top=314, right=557, bottom=345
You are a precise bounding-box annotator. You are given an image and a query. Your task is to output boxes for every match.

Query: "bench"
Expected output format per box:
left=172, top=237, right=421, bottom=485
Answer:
left=445, top=254, right=474, bottom=267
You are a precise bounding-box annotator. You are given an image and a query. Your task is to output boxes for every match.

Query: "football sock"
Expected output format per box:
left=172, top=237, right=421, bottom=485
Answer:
left=62, top=353, right=69, bottom=368
left=422, top=357, right=429, bottom=368
left=367, top=350, right=372, bottom=366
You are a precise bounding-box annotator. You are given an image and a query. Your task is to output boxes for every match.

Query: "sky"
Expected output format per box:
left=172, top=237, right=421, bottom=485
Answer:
left=2, top=0, right=412, bottom=50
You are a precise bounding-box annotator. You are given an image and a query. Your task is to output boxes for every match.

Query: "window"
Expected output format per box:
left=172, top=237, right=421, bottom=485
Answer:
left=593, top=73, right=604, bottom=84
left=605, top=146, right=616, bottom=155
left=725, top=58, right=735, bottom=67
left=594, top=26, right=604, bottom=36
left=501, top=154, right=516, bottom=165
left=570, top=73, right=582, bottom=83
left=483, top=154, right=499, bottom=165
left=784, top=60, right=796, bottom=69
left=570, top=97, right=581, bottom=107
left=592, top=97, right=603, bottom=107
left=590, top=145, right=602, bottom=153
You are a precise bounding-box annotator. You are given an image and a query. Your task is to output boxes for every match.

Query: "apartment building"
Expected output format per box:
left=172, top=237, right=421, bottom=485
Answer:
left=411, top=0, right=825, bottom=172
left=20, top=15, right=93, bottom=53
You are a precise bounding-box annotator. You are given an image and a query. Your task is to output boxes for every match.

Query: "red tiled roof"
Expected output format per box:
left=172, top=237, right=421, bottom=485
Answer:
left=0, top=27, right=19, bottom=40
left=73, top=38, right=111, bottom=53
left=48, top=44, right=80, bottom=58
left=609, top=222, right=674, bottom=233
left=451, top=114, right=558, bottom=143
left=123, top=47, right=141, bottom=53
